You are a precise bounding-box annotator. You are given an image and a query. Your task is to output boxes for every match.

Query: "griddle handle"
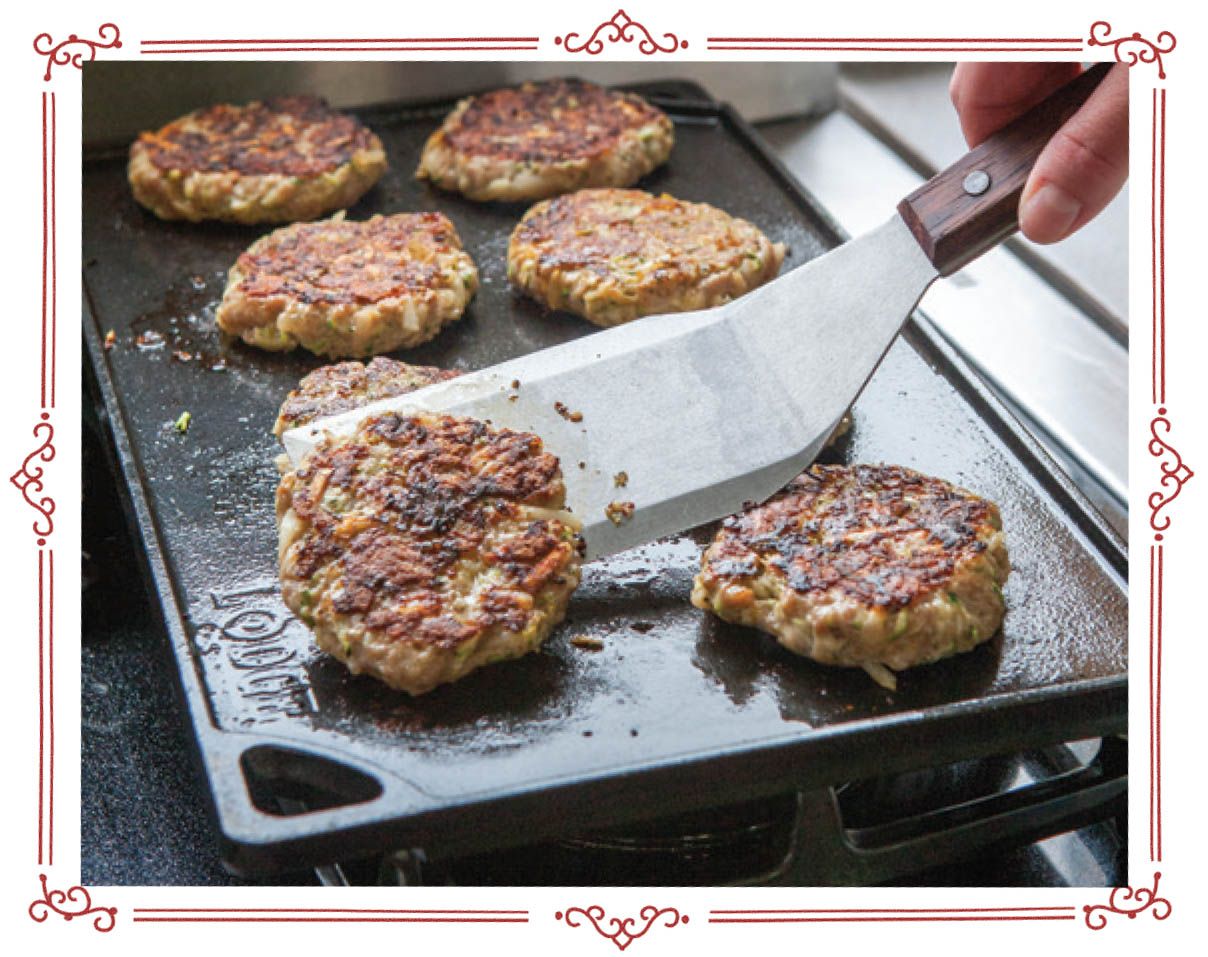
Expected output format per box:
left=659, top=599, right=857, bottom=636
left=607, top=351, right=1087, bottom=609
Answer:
left=897, top=62, right=1113, bottom=276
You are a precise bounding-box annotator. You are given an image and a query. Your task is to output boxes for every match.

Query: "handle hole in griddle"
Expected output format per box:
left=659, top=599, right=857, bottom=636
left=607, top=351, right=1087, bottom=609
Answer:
left=239, top=745, right=383, bottom=817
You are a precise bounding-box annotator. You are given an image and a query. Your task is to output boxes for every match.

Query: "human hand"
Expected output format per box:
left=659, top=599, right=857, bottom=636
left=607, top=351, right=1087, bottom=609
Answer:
left=949, top=62, right=1128, bottom=244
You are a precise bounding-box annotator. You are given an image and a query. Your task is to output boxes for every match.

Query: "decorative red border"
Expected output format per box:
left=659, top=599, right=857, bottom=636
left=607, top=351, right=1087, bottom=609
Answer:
left=18, top=85, right=60, bottom=884
left=710, top=906, right=1077, bottom=923
left=130, top=908, right=529, bottom=924
left=555, top=10, right=687, bottom=54
left=140, top=36, right=538, bottom=53
left=25, top=12, right=1190, bottom=941
left=29, top=875, right=116, bottom=932
left=38, top=550, right=54, bottom=867
left=1088, top=21, right=1176, bottom=79
left=33, top=24, right=121, bottom=81
left=1083, top=873, right=1172, bottom=929
left=11, top=418, right=55, bottom=542
left=1152, top=87, right=1165, bottom=406
left=708, top=40, right=1084, bottom=52
left=1150, top=546, right=1163, bottom=863
left=556, top=906, right=688, bottom=949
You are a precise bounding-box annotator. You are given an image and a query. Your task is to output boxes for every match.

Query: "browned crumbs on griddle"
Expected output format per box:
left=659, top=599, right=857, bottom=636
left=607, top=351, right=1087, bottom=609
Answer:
left=605, top=501, right=636, bottom=525
left=702, top=464, right=1002, bottom=612
left=553, top=401, right=583, bottom=422
left=442, top=79, right=666, bottom=164
left=134, top=95, right=379, bottom=175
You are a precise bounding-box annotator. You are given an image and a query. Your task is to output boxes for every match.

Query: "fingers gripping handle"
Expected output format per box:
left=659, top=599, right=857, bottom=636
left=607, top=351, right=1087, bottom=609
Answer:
left=897, top=62, right=1112, bottom=276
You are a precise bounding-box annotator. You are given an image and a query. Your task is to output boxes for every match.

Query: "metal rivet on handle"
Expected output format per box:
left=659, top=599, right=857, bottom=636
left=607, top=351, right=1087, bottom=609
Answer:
left=963, top=169, right=991, bottom=196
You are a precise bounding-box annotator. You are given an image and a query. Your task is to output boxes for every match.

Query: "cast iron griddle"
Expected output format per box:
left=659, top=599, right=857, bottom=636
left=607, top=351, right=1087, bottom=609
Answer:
left=83, top=80, right=1127, bottom=875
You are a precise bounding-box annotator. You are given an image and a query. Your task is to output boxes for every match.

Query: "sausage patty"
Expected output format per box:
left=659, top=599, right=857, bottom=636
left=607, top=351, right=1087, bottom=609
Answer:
left=277, top=411, right=583, bottom=695
left=216, top=212, right=478, bottom=356
left=507, top=188, right=785, bottom=327
left=128, top=95, right=387, bottom=223
left=417, top=79, right=673, bottom=202
left=691, top=464, right=1009, bottom=689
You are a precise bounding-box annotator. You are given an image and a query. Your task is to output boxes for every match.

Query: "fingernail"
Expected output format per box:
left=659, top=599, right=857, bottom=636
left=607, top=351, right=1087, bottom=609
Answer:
left=1019, top=182, right=1082, bottom=244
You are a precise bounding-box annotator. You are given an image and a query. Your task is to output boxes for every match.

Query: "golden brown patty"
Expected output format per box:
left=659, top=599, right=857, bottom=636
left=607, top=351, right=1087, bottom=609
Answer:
left=216, top=212, right=478, bottom=356
left=128, top=95, right=387, bottom=223
left=277, top=411, right=583, bottom=695
left=417, top=79, right=673, bottom=202
left=507, top=188, right=786, bottom=327
left=691, top=464, right=1009, bottom=689
left=273, top=357, right=462, bottom=437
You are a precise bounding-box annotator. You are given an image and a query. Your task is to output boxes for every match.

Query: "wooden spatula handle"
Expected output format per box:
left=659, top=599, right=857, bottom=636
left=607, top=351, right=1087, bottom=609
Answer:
left=897, top=62, right=1113, bottom=276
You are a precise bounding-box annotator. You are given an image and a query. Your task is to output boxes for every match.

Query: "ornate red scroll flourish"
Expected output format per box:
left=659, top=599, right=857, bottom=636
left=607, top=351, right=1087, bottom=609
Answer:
left=1087, top=21, right=1175, bottom=78
left=33, top=23, right=121, bottom=81
left=1084, top=872, right=1171, bottom=929
left=11, top=415, right=55, bottom=542
left=557, top=9, right=686, bottom=54
left=29, top=875, right=117, bottom=932
left=1148, top=410, right=1192, bottom=538
left=557, top=905, right=688, bottom=950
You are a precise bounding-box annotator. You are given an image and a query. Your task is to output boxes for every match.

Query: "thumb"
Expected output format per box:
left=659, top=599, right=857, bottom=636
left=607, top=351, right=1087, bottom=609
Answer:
left=1018, top=64, right=1129, bottom=244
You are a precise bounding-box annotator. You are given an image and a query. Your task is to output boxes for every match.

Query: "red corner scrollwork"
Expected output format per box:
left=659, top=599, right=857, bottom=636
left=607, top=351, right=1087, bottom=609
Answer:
left=29, top=875, right=117, bottom=932
left=1084, top=872, right=1172, bottom=929
left=1087, top=21, right=1176, bottom=78
left=557, top=905, right=688, bottom=950
left=557, top=9, right=686, bottom=55
left=32, top=23, right=121, bottom=81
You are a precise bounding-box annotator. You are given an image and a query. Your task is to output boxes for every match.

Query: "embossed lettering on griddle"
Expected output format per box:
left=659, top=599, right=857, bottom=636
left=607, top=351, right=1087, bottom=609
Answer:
left=194, top=585, right=320, bottom=722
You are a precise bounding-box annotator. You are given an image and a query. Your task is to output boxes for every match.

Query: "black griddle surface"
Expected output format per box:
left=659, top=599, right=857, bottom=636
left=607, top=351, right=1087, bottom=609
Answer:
left=83, top=81, right=1127, bottom=875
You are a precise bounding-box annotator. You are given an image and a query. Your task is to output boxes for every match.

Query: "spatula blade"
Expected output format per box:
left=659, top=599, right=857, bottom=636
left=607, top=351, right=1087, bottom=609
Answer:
left=282, top=214, right=937, bottom=560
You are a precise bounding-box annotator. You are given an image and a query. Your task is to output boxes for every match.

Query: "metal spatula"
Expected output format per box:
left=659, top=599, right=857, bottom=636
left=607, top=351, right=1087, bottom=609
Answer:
left=283, top=64, right=1111, bottom=560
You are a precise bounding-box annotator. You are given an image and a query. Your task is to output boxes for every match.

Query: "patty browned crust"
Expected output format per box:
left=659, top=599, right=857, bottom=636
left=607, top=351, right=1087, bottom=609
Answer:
left=129, top=95, right=387, bottom=223
left=417, top=79, right=674, bottom=201
left=691, top=464, right=1009, bottom=689
left=276, top=412, right=583, bottom=694
left=216, top=212, right=478, bottom=356
left=273, top=358, right=462, bottom=437
left=507, top=188, right=786, bottom=327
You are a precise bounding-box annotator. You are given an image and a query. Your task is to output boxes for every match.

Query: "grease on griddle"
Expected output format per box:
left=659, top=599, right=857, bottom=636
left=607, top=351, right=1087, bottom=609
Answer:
left=136, top=329, right=166, bottom=351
